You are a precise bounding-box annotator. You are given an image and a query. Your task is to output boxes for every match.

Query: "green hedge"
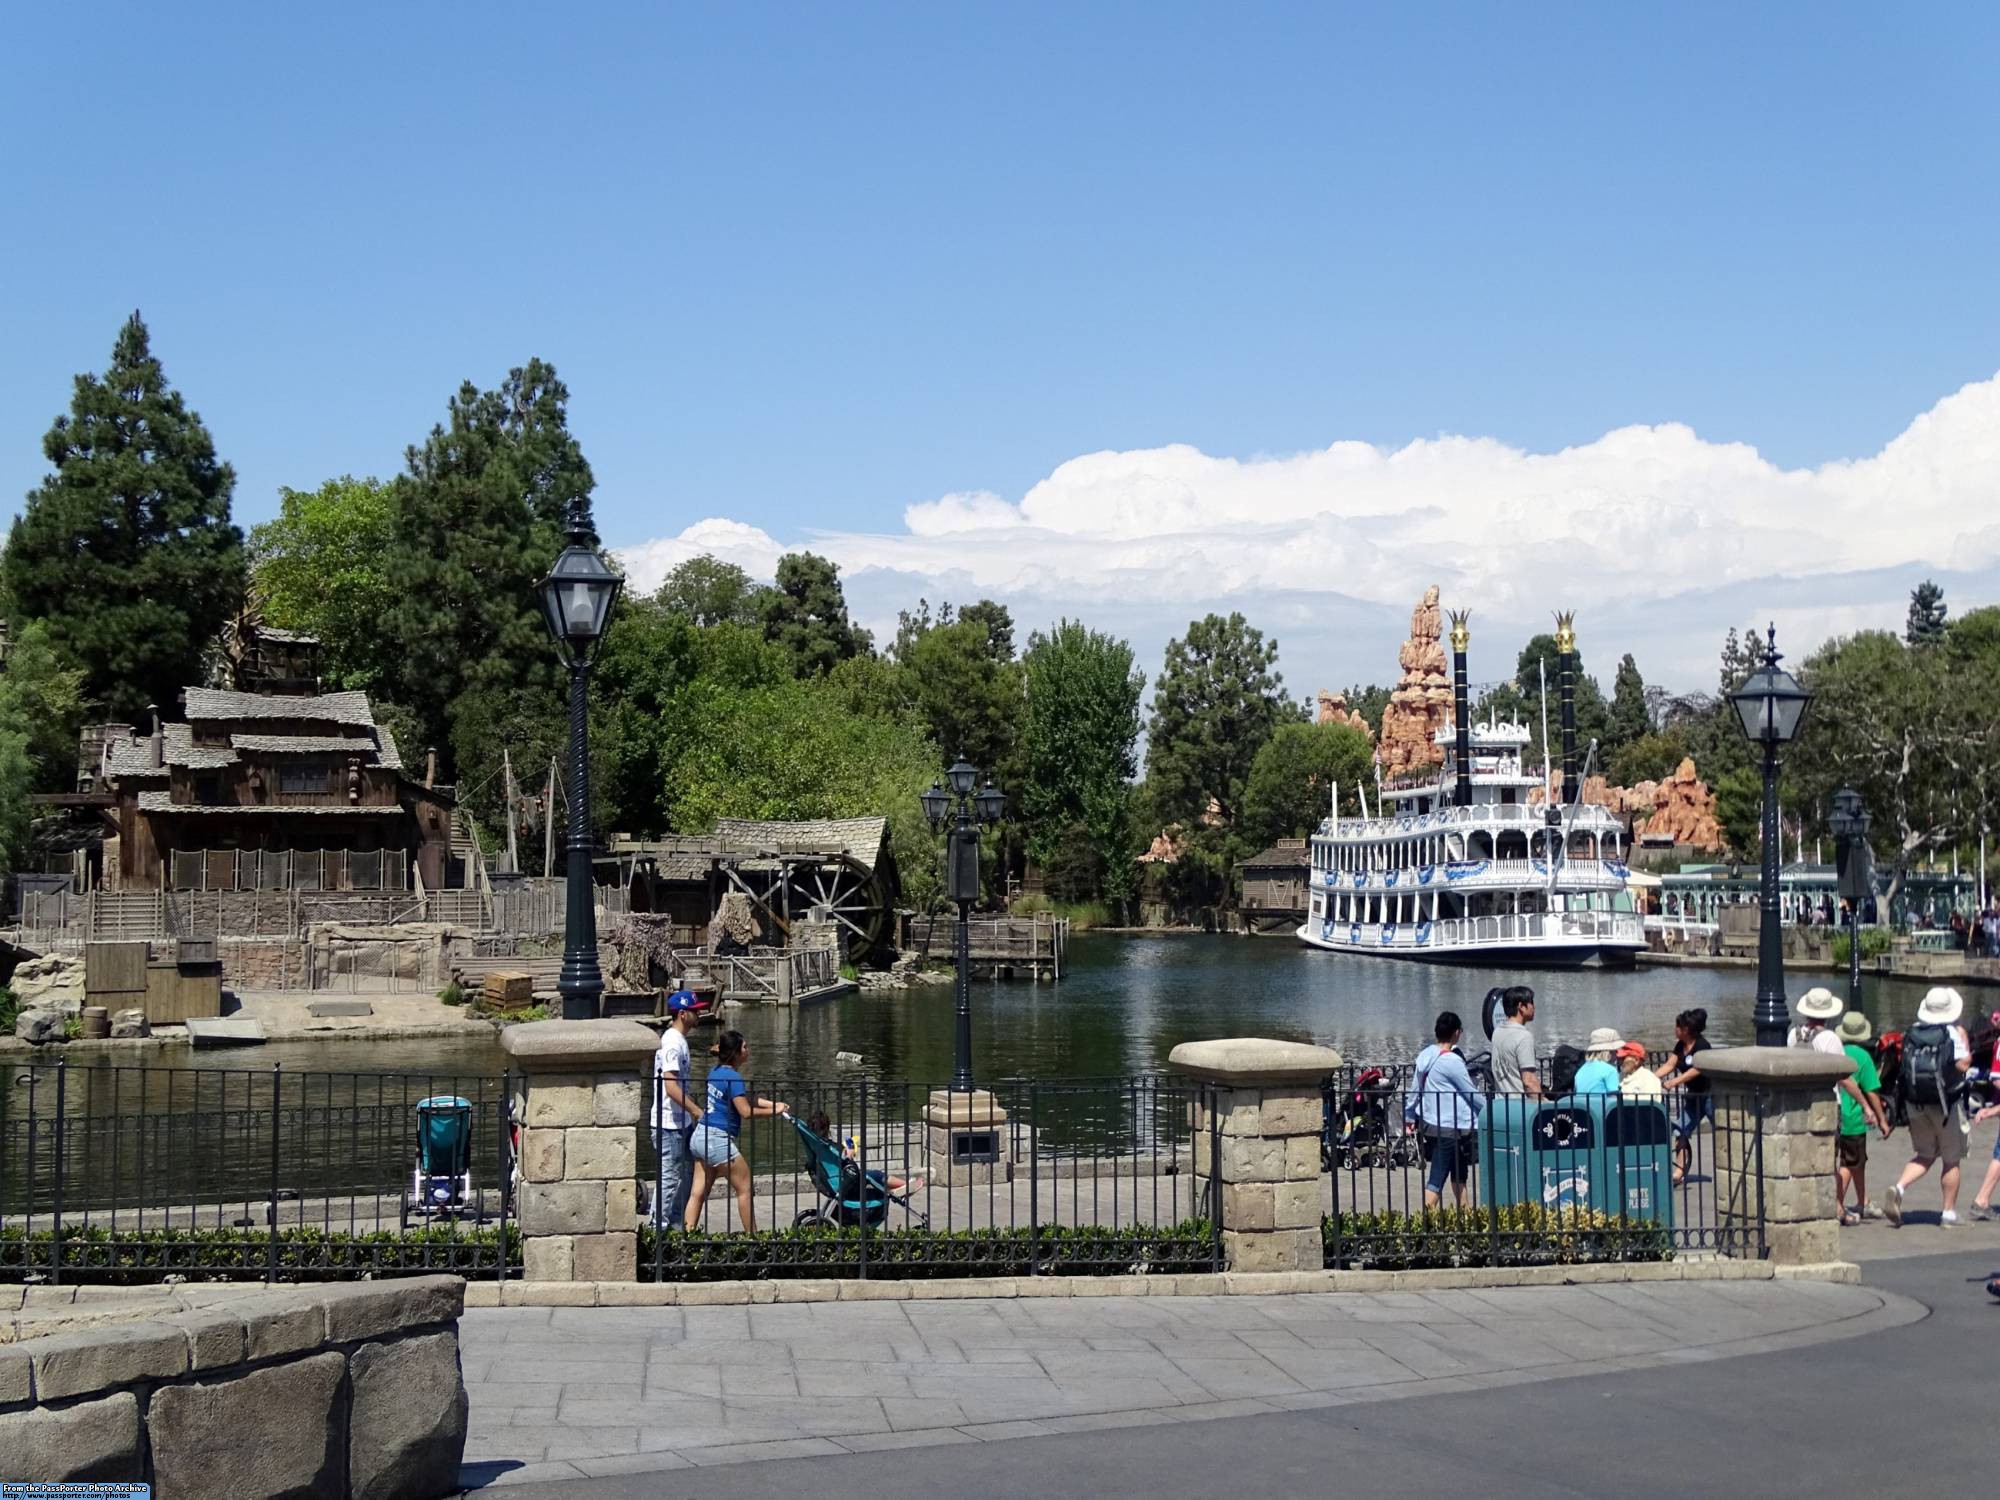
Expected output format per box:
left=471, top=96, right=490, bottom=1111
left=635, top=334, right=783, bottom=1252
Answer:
left=1325, top=1206, right=1673, bottom=1270
left=642, top=1220, right=1217, bottom=1281
left=1831, top=927, right=1893, bottom=966
left=0, top=1224, right=515, bottom=1285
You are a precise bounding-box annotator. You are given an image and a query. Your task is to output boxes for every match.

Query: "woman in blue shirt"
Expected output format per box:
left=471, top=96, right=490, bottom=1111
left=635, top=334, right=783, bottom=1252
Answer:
left=1405, top=1011, right=1482, bottom=1209
left=1573, top=1028, right=1625, bottom=1094
left=683, top=1031, right=790, bottom=1233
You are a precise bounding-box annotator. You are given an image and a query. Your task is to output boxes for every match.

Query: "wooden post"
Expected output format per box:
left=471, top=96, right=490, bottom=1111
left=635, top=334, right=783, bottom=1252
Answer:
left=503, top=748, right=520, bottom=876
left=543, top=756, right=557, bottom=879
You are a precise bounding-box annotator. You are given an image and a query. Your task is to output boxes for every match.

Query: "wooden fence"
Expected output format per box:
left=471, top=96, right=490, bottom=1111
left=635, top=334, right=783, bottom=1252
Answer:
left=900, top=913, right=1068, bottom=977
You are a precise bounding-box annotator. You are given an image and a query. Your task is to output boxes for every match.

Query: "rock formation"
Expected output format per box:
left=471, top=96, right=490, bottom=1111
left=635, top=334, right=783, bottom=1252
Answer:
left=1376, top=586, right=1454, bottom=778
left=1315, top=690, right=1375, bottom=741
left=1633, top=758, right=1723, bottom=851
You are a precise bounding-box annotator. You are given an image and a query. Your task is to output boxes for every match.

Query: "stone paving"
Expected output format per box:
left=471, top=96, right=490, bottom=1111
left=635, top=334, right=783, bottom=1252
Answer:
left=456, top=1276, right=1917, bottom=1488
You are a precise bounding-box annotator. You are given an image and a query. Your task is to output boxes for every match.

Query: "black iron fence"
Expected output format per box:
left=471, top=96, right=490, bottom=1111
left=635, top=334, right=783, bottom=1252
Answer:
left=0, top=1060, right=515, bottom=1283
left=641, top=1072, right=1219, bottom=1279
left=1322, top=1060, right=1763, bottom=1269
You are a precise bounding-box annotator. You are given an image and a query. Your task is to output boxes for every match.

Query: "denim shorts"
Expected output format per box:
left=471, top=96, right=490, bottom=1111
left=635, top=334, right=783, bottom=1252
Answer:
left=688, top=1124, right=740, bottom=1168
left=1675, top=1094, right=1714, bottom=1141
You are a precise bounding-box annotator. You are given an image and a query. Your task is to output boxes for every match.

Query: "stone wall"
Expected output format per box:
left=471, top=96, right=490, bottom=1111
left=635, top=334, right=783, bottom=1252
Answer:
left=219, top=937, right=307, bottom=989
left=0, top=1276, right=468, bottom=1499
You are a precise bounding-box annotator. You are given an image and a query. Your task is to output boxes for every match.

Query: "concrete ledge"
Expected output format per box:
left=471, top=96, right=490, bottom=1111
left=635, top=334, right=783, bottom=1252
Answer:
left=499, top=1018, right=657, bottom=1072
left=1167, top=1037, right=1344, bottom=1084
left=461, top=1259, right=1860, bottom=1307
left=1697, top=1045, right=1856, bottom=1086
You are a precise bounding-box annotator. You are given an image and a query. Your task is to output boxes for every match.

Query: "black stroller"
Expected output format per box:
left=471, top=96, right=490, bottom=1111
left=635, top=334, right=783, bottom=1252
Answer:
left=1323, top=1067, right=1422, bottom=1171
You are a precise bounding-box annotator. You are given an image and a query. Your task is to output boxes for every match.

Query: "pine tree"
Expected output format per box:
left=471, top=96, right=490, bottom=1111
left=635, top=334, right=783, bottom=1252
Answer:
left=758, top=553, right=872, bottom=675
left=1146, top=613, right=1289, bottom=831
left=1607, top=653, right=1649, bottom=754
left=2, top=313, right=243, bottom=716
left=1907, top=579, right=1948, bottom=646
left=380, top=359, right=593, bottom=783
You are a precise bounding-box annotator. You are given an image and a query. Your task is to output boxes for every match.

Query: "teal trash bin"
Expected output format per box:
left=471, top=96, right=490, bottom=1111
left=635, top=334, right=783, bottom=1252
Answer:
left=1481, top=1094, right=1673, bottom=1225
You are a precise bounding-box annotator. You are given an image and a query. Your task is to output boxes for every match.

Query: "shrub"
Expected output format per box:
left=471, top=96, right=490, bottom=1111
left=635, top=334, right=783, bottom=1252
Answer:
left=437, top=980, right=466, bottom=1006
left=60, top=1015, right=83, bottom=1041
left=1009, top=894, right=1109, bottom=930
left=0, top=1223, right=517, bottom=1285
left=1324, top=1205, right=1673, bottom=1271
left=639, top=1219, right=1217, bottom=1281
left=0, top=987, right=17, bottom=1033
left=1831, top=927, right=1893, bottom=966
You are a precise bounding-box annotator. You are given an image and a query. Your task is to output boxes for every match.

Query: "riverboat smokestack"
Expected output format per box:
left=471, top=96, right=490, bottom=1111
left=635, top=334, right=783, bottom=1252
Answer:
left=1449, top=610, right=1472, bottom=808
left=1555, top=612, right=1578, bottom=805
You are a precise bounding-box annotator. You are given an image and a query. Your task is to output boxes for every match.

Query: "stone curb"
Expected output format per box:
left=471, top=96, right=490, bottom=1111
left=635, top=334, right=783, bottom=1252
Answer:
left=459, top=1258, right=1861, bottom=1307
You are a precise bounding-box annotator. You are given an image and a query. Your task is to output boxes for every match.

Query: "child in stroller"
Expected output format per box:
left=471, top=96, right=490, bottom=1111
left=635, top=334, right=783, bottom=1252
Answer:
left=790, top=1111, right=930, bottom=1229
left=1322, top=1067, right=1423, bottom=1171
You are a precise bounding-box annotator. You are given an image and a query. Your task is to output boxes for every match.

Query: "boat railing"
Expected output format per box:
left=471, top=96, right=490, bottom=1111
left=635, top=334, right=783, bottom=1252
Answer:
left=1323, top=912, right=1645, bottom=951
left=1321, top=802, right=1626, bottom=839
left=1318, top=858, right=1631, bottom=890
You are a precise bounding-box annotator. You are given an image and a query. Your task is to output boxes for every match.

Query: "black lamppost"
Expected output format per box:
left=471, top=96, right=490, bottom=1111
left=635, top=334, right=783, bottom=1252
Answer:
left=1829, top=787, right=1873, bottom=1006
left=1729, top=625, right=1813, bottom=1046
left=922, top=759, right=1007, bottom=1090
left=539, top=497, right=623, bottom=1021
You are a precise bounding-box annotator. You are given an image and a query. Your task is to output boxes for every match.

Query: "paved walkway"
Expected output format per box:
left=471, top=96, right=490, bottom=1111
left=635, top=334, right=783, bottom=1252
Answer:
left=457, top=1275, right=1917, bottom=1489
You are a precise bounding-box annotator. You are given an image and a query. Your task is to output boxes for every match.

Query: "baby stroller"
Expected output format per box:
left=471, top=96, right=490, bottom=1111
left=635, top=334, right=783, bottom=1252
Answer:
left=402, top=1095, right=480, bottom=1227
left=1323, top=1067, right=1421, bottom=1171
left=789, top=1116, right=930, bottom=1230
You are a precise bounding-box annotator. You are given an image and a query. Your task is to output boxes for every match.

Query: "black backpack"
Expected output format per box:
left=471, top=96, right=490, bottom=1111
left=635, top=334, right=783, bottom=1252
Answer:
left=1901, top=1022, right=1960, bottom=1108
left=1549, top=1044, right=1585, bottom=1097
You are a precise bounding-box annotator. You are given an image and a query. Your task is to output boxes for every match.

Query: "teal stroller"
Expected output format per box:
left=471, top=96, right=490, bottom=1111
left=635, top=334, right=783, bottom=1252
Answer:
left=789, top=1116, right=930, bottom=1230
left=402, top=1095, right=480, bottom=1227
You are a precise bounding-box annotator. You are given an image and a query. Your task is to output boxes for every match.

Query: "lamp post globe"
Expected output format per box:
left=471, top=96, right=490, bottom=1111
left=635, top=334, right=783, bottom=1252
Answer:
left=541, top=497, right=623, bottom=1021
left=1728, top=624, right=1813, bottom=1046
left=947, top=759, right=979, bottom=798
left=920, top=782, right=951, bottom=830
left=975, top=782, right=1007, bottom=826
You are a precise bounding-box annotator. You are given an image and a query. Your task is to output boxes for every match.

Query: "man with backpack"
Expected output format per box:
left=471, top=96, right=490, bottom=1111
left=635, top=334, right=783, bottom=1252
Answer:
left=1885, top=987, right=1974, bottom=1229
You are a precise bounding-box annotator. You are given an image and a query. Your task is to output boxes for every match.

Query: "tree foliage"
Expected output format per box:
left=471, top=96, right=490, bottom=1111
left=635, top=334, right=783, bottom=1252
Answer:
left=894, top=600, right=1022, bottom=787
left=1907, top=579, right=1948, bottom=646
left=656, top=555, right=761, bottom=626
left=0, top=620, right=87, bottom=792
left=249, top=477, right=396, bottom=690
left=759, top=553, right=871, bottom=675
left=1020, top=621, right=1144, bottom=905
left=1240, top=721, right=1376, bottom=851
left=1146, top=613, right=1290, bottom=835
left=3, top=313, right=243, bottom=717
left=1607, top=653, right=1649, bottom=752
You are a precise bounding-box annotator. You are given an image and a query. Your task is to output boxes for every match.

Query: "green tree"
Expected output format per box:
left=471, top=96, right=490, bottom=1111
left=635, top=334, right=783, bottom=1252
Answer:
left=1607, top=653, right=1649, bottom=753
left=1146, top=612, right=1290, bottom=853
left=1340, top=683, right=1392, bottom=736
left=759, top=553, right=871, bottom=675
left=1240, top=721, right=1375, bottom=851
left=656, top=555, right=761, bottom=626
left=0, top=620, right=87, bottom=792
left=0, top=727, right=31, bottom=877
left=1020, top=620, right=1145, bottom=906
left=248, top=477, right=396, bottom=689
left=895, top=601, right=1022, bottom=786
left=380, top=359, right=592, bottom=788
left=2, top=313, right=243, bottom=716
left=1713, top=766, right=1764, bottom=857
left=1907, top=579, right=1948, bottom=646
left=1606, top=729, right=1690, bottom=790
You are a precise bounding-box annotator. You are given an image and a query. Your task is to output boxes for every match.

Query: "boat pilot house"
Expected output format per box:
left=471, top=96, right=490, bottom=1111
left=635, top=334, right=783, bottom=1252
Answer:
left=100, top=688, right=454, bottom=895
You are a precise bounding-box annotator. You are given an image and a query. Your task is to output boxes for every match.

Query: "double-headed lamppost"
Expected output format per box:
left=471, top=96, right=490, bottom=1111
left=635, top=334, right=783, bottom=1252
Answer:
left=921, top=760, right=1007, bottom=1090
left=1829, top=787, right=1873, bottom=1007
left=540, top=497, right=623, bottom=1021
left=1729, top=625, right=1813, bottom=1046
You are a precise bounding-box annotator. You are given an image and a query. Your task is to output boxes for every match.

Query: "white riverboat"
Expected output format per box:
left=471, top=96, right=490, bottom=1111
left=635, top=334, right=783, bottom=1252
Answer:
left=1297, top=714, right=1646, bottom=968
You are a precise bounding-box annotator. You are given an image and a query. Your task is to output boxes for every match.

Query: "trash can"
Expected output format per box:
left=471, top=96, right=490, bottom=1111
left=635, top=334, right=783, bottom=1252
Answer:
left=1480, top=1094, right=1674, bottom=1224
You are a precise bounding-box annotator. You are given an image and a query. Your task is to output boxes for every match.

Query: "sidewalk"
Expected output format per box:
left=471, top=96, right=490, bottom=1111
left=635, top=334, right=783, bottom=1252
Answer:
left=457, top=1275, right=1916, bottom=1489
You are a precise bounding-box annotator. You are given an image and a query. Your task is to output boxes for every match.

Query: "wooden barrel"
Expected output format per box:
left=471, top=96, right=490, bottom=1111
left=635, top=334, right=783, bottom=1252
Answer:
left=80, top=1005, right=111, bottom=1040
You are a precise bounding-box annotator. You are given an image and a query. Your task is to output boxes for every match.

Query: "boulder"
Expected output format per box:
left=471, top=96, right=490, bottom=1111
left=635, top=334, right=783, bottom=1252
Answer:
left=15, top=1006, right=69, bottom=1044
left=1314, top=689, right=1375, bottom=740
left=148, top=1351, right=345, bottom=1500
left=347, top=1331, right=468, bottom=1500
left=12, top=953, right=84, bottom=1005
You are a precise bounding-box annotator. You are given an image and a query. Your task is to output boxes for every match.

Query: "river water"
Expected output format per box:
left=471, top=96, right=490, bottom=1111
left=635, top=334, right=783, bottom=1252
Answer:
left=25, top=933, right=1954, bottom=1084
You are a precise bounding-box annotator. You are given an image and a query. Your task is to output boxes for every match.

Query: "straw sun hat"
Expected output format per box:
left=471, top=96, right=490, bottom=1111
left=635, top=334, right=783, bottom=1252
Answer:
left=1917, top=986, right=1965, bottom=1026
left=1795, top=987, right=1843, bottom=1022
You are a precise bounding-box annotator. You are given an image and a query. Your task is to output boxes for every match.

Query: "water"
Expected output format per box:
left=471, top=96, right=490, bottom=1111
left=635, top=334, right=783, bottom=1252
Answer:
left=23, top=933, right=1952, bottom=1084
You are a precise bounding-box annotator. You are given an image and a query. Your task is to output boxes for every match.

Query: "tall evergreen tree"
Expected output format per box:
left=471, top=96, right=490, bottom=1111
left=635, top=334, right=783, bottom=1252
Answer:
left=380, top=358, right=593, bottom=785
left=1607, top=653, right=1649, bottom=753
left=758, top=553, right=872, bottom=674
left=1146, top=612, right=1289, bottom=832
left=1907, top=579, right=1948, bottom=646
left=3, top=313, right=243, bottom=716
left=1021, top=620, right=1144, bottom=903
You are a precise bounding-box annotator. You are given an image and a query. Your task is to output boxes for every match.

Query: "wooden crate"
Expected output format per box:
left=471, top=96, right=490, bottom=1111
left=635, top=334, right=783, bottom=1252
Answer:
left=145, top=962, right=224, bottom=1023
left=85, top=941, right=150, bottom=1002
left=481, top=970, right=535, bottom=1005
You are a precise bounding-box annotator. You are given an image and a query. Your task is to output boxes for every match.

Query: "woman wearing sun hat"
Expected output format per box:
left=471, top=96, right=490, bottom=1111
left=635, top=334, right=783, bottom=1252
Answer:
left=1572, top=1028, right=1623, bottom=1094
left=1884, top=987, right=1973, bottom=1228
left=1787, top=987, right=1846, bottom=1056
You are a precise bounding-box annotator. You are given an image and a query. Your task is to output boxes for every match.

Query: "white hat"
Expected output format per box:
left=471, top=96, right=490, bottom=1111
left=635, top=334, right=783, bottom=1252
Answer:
left=1918, top=987, right=1965, bottom=1025
left=1584, top=1026, right=1625, bottom=1055
left=1795, top=987, right=1842, bottom=1022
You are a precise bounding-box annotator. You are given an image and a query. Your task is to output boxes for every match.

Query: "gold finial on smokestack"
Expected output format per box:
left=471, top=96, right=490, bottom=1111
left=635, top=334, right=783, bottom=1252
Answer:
left=1553, top=611, right=1576, bottom=654
left=1448, top=609, right=1471, bottom=654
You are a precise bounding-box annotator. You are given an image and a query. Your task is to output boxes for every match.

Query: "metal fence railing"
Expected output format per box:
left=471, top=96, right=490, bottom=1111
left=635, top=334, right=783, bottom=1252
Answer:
left=643, top=1071, right=1219, bottom=1280
left=1322, top=1060, right=1762, bottom=1269
left=0, top=1061, right=515, bottom=1284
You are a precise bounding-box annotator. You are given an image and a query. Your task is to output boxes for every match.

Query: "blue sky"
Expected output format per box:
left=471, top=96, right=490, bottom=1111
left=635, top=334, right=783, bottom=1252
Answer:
left=4, top=4, right=1998, bottom=690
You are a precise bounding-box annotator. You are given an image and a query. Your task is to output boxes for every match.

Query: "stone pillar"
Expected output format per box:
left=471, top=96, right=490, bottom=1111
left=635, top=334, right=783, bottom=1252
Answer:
left=500, top=1019, right=656, bottom=1283
left=1168, top=1038, right=1344, bottom=1274
left=923, top=1089, right=1012, bottom=1185
left=1695, top=1046, right=1854, bottom=1266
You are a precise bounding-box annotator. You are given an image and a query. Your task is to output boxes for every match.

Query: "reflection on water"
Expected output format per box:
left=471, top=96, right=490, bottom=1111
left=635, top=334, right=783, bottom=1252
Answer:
left=9, top=934, right=1960, bottom=1085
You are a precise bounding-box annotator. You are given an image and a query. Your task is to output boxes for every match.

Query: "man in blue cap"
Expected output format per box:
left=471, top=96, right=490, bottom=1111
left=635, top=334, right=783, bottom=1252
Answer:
left=652, top=991, right=702, bottom=1229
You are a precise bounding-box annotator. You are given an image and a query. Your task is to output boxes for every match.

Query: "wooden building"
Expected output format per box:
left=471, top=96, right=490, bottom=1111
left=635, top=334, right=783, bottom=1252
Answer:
left=99, top=687, right=455, bottom=894
left=1238, top=838, right=1311, bottom=933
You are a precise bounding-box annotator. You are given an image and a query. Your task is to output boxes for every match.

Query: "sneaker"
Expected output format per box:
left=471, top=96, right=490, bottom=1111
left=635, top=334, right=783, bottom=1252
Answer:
left=1972, top=1203, right=1994, bottom=1222
left=1862, top=1202, right=1886, bottom=1221
left=1884, top=1183, right=1904, bottom=1226
left=1943, top=1210, right=1963, bottom=1229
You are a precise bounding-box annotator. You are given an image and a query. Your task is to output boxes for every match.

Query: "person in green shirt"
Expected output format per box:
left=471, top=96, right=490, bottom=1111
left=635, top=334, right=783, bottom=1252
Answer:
left=1836, top=1012, right=1891, bottom=1225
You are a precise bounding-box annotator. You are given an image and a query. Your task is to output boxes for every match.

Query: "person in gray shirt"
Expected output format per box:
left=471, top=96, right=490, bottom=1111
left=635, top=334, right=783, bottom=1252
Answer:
left=1489, top=985, right=1541, bottom=1098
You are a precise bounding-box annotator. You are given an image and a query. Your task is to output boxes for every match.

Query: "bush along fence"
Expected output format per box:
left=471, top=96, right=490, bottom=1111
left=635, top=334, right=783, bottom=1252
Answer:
left=0, top=1058, right=516, bottom=1284
left=1, top=1029, right=1838, bottom=1287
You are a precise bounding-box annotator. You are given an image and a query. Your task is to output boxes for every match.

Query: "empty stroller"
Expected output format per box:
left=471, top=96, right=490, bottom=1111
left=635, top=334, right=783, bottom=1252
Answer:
left=402, top=1095, right=480, bottom=1227
left=789, top=1115, right=930, bottom=1229
left=1323, top=1068, right=1421, bottom=1171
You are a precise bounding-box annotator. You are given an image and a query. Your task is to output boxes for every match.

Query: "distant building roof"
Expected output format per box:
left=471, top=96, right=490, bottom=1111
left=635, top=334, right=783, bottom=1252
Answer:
left=711, top=816, right=891, bottom=872
left=183, top=687, right=375, bottom=726
left=135, top=791, right=400, bottom=815
left=1240, top=840, right=1311, bottom=872
left=99, top=687, right=416, bottom=793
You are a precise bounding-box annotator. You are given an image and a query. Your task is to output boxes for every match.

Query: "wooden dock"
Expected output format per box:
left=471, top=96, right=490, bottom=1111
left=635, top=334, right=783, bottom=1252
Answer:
left=900, top=914, right=1068, bottom=978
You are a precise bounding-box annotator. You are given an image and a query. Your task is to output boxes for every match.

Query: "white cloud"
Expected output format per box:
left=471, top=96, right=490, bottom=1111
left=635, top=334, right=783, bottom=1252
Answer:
left=616, top=374, right=2000, bottom=695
